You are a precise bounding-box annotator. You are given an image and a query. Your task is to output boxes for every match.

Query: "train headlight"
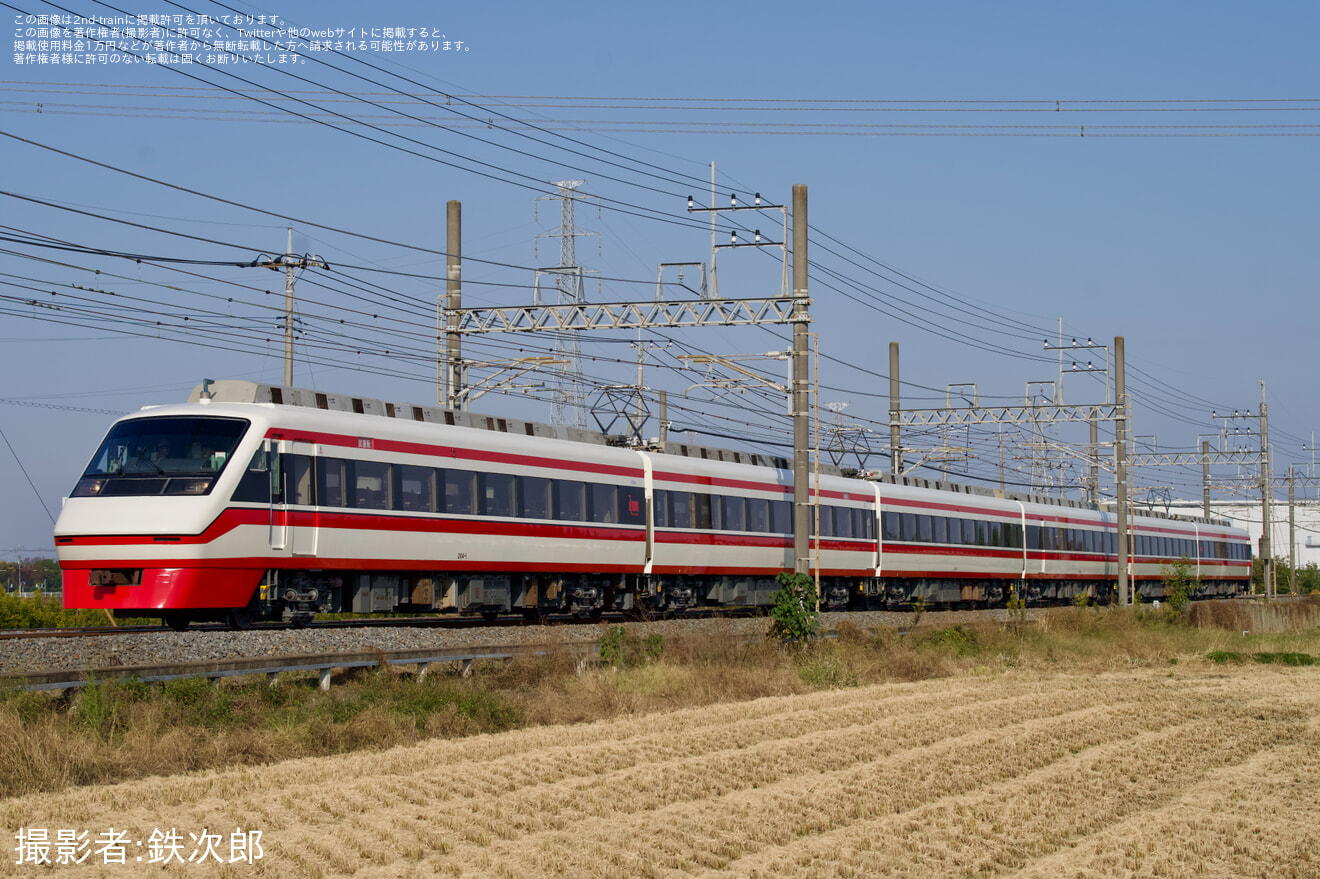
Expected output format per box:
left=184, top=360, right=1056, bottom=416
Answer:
left=71, top=477, right=106, bottom=497
left=165, top=478, right=214, bottom=495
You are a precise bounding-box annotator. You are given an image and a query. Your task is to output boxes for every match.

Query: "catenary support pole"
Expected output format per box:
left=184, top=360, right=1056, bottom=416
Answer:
left=1288, top=465, right=1295, bottom=595
left=1115, top=336, right=1129, bottom=606
left=1260, top=382, right=1272, bottom=597
left=792, top=184, right=810, bottom=577
left=446, top=200, right=463, bottom=410
left=1090, top=410, right=1099, bottom=504
left=890, top=342, right=902, bottom=476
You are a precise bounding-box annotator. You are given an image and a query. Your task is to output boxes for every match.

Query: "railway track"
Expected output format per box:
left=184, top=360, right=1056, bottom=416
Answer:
left=0, top=606, right=769, bottom=640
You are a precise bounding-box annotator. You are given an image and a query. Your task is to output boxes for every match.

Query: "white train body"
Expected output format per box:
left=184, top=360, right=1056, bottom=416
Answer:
left=56, top=381, right=1252, bottom=626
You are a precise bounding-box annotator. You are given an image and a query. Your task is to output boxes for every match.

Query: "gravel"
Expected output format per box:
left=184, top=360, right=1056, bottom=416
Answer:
left=0, top=608, right=1024, bottom=677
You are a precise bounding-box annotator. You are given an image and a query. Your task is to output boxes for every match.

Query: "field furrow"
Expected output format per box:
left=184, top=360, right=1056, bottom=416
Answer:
left=3, top=667, right=1317, bottom=877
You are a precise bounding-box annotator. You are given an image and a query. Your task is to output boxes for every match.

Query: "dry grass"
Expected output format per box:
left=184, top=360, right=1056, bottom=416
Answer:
left=0, top=602, right=1316, bottom=802
left=2, top=661, right=1318, bottom=877
left=3, top=602, right=1320, bottom=876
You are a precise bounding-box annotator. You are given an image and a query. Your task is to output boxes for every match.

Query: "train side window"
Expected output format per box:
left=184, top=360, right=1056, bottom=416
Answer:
left=554, top=480, right=587, bottom=521
left=395, top=464, right=435, bottom=513
left=231, top=450, right=271, bottom=503
left=520, top=476, right=552, bottom=519
left=618, top=486, right=644, bottom=525
left=1007, top=524, right=1023, bottom=549
left=444, top=470, right=477, bottom=515
left=315, top=458, right=345, bottom=508
left=694, top=493, right=712, bottom=530
left=914, top=514, right=931, bottom=543
left=652, top=489, right=670, bottom=528
left=1025, top=525, right=1040, bottom=550
left=881, top=511, right=900, bottom=541
left=747, top=497, right=769, bottom=532
left=856, top=508, right=874, bottom=540
left=989, top=522, right=1003, bottom=547
left=831, top=506, right=851, bottom=539
left=723, top=496, right=747, bottom=532
left=355, top=461, right=391, bottom=510
left=672, top=491, right=693, bottom=529
left=930, top=515, right=946, bottom=544
left=709, top=495, right=723, bottom=530
left=770, top=499, right=792, bottom=534
left=589, top=483, right=618, bottom=523
left=286, top=454, right=315, bottom=506
left=900, top=513, right=918, bottom=542
left=817, top=506, right=832, bottom=538
left=945, top=518, right=961, bottom=545
left=482, top=472, right=517, bottom=518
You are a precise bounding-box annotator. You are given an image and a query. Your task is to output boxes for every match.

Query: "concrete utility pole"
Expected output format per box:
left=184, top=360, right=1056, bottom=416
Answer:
left=258, top=227, right=327, bottom=387
left=283, top=226, right=294, bottom=386
left=1202, top=440, right=1212, bottom=519
left=889, top=342, right=902, bottom=476
left=1115, top=336, right=1129, bottom=606
left=792, top=183, right=811, bottom=578
left=446, top=200, right=463, bottom=410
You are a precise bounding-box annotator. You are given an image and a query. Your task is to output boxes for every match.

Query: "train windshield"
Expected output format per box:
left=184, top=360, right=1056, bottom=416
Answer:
left=71, top=416, right=250, bottom=497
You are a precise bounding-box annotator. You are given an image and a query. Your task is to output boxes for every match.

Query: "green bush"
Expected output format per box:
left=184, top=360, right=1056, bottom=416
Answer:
left=1252, top=652, right=1316, bottom=666
left=768, top=572, right=820, bottom=645
left=921, top=624, right=981, bottom=657
left=0, top=593, right=106, bottom=629
left=598, top=626, right=664, bottom=669
left=1161, top=556, right=1200, bottom=612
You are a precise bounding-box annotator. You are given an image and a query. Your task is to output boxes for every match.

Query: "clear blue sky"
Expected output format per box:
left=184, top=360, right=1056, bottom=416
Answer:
left=2, top=0, right=1317, bottom=555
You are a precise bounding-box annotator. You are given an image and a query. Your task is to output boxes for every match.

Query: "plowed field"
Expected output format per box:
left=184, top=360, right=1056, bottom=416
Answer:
left=5, top=665, right=1318, bottom=877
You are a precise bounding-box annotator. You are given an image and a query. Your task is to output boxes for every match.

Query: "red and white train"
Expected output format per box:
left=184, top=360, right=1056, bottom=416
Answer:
left=56, top=381, right=1252, bottom=628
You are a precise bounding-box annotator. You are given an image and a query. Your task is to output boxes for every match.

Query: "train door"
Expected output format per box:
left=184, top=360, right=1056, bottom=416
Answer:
left=270, top=440, right=319, bottom=557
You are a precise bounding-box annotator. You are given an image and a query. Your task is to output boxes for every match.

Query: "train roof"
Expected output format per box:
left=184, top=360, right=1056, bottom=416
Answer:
left=183, top=379, right=1235, bottom=530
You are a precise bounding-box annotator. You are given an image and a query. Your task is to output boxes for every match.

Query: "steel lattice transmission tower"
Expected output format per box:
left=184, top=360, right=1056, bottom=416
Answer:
left=534, top=180, right=599, bottom=429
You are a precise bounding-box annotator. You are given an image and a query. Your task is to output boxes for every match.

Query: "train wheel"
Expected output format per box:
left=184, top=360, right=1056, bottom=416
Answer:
left=227, top=607, right=256, bottom=631
left=162, top=612, right=191, bottom=632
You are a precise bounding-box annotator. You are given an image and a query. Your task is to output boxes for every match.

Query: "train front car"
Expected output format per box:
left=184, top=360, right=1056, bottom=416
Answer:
left=56, top=401, right=269, bottom=629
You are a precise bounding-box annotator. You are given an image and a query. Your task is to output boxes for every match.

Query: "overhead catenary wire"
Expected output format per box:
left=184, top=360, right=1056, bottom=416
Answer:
left=2, top=8, right=1310, bottom=501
